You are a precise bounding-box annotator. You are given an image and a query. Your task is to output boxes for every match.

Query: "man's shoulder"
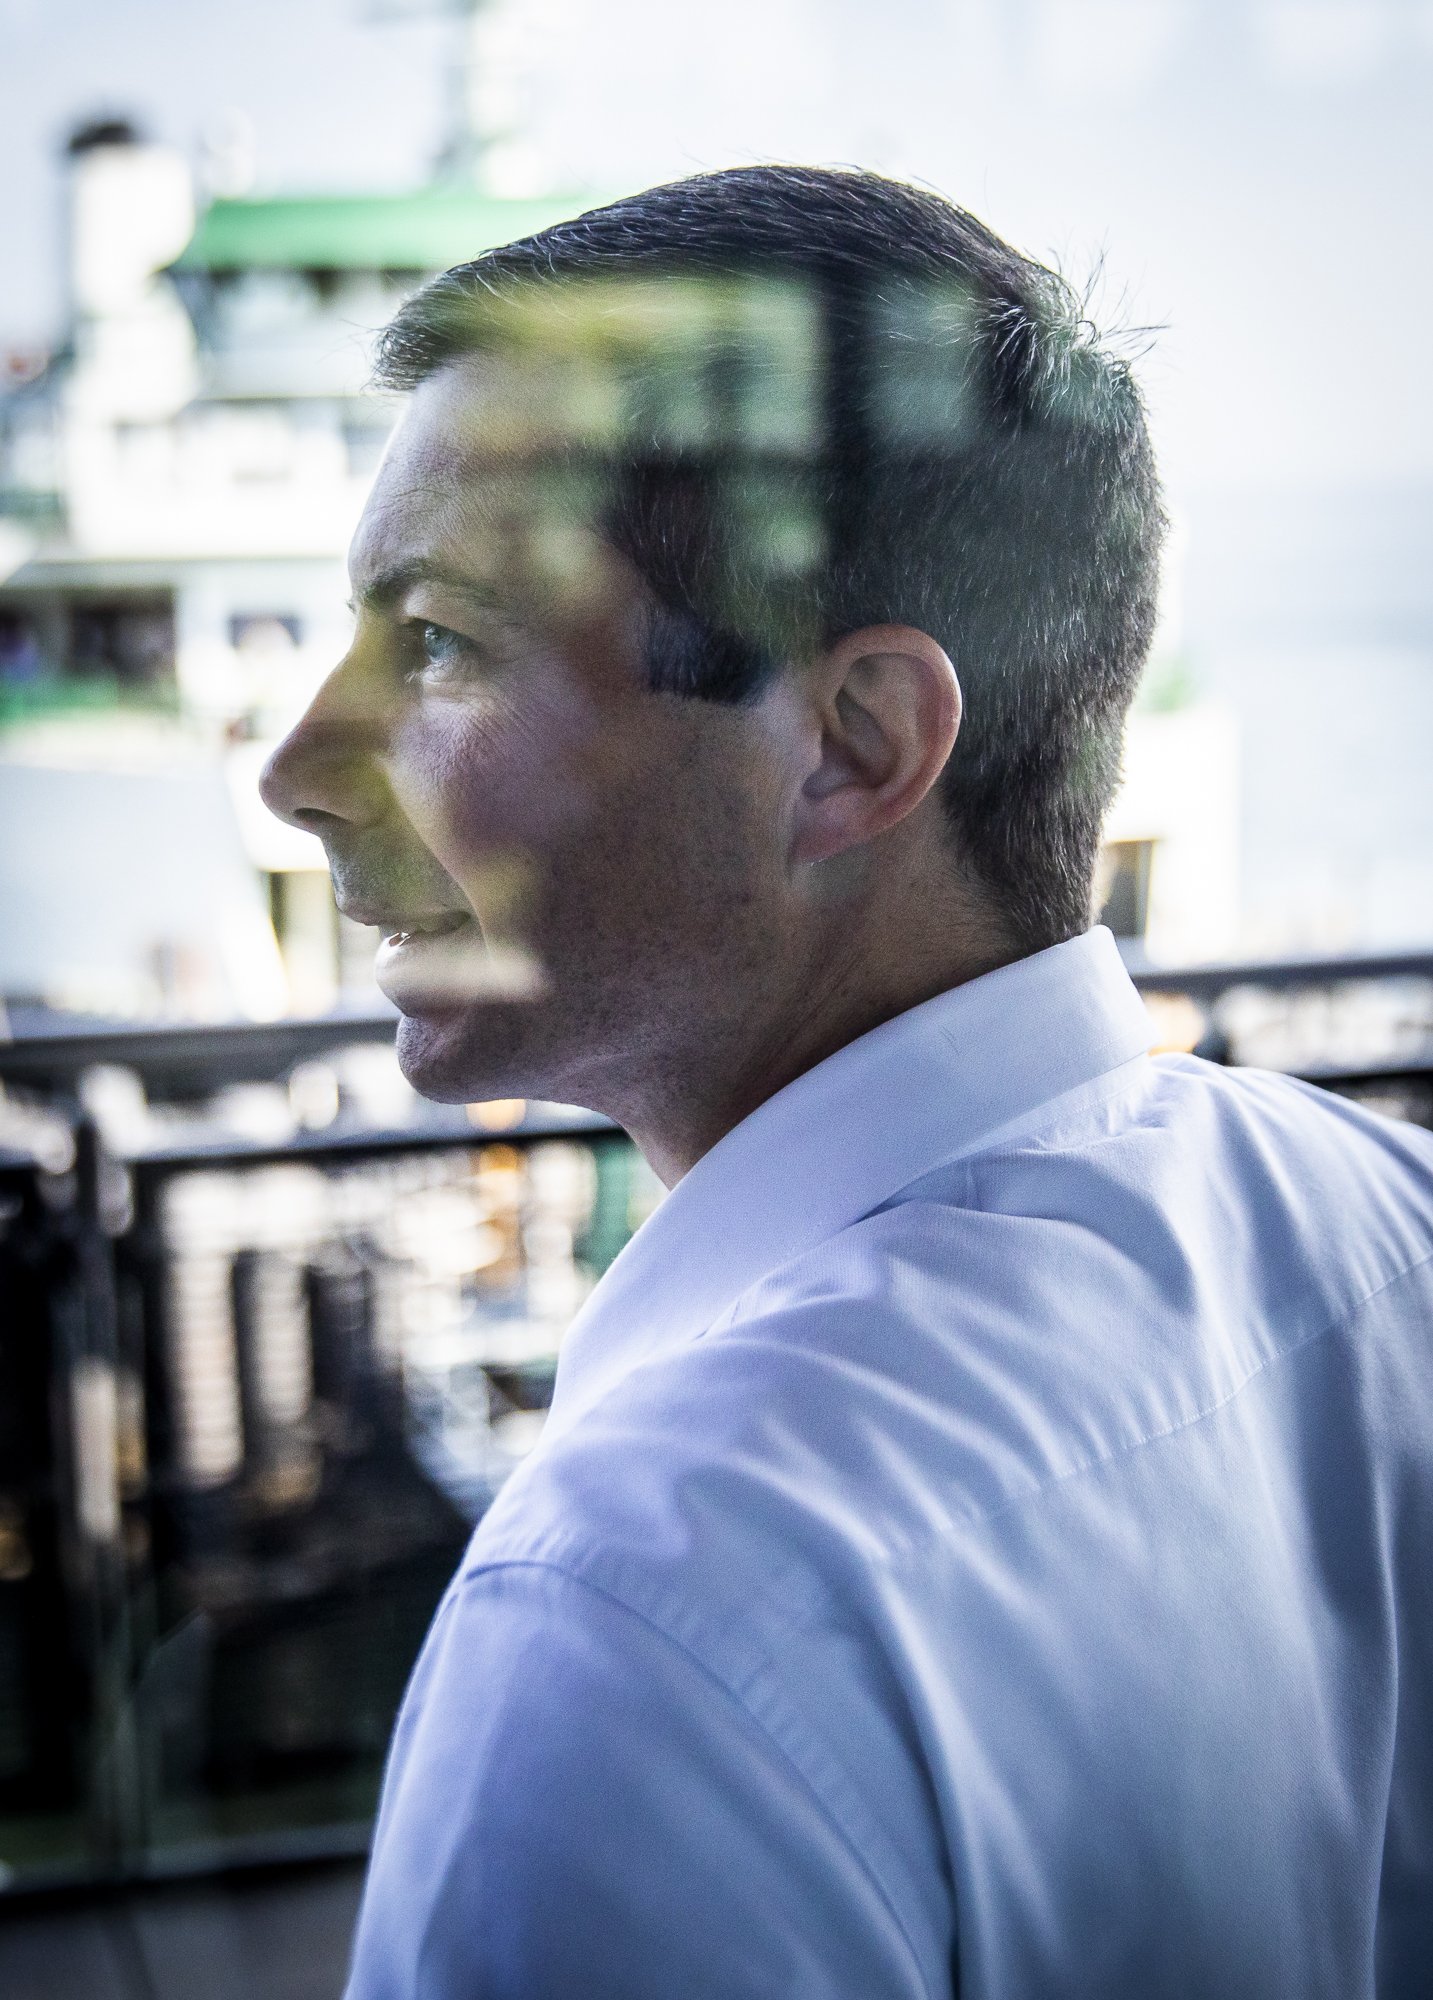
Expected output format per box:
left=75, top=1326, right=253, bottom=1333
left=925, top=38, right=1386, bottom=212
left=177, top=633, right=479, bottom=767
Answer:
left=727, top=1050, right=1433, bottom=1377
left=1134, top=1055, right=1433, bottom=1286
left=460, top=1257, right=943, bottom=1646
left=465, top=1057, right=1433, bottom=1661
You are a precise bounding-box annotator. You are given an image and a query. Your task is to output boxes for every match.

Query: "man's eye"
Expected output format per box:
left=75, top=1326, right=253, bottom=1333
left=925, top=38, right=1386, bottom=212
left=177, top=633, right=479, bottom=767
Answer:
left=411, top=621, right=492, bottom=682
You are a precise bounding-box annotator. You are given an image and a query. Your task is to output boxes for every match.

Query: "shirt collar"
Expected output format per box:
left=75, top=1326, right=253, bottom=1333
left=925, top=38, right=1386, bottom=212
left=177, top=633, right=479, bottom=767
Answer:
left=545, top=926, right=1152, bottom=1439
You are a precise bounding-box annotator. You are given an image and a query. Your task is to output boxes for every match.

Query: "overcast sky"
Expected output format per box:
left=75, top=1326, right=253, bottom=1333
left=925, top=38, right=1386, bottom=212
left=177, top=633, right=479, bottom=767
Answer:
left=2, top=0, right=1432, bottom=493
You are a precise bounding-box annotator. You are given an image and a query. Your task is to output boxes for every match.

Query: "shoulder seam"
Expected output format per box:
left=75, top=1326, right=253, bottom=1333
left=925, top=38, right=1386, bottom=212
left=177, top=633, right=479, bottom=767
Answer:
left=452, top=1556, right=937, bottom=1994
left=954, top=1240, right=1433, bottom=1545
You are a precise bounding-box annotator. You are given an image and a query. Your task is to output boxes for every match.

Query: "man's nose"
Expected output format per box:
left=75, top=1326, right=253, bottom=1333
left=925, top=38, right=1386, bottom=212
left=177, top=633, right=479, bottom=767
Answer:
left=259, top=651, right=394, bottom=835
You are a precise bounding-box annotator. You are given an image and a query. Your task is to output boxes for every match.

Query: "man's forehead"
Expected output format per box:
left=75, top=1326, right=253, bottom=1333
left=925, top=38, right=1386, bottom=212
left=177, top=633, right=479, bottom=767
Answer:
left=350, top=359, right=566, bottom=595
left=396, top=350, right=585, bottom=475
left=349, top=470, right=480, bottom=601
left=349, top=361, right=633, bottom=622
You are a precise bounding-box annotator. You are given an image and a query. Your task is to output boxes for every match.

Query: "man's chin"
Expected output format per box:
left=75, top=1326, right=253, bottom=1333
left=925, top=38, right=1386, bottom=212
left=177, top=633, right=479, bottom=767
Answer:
left=379, top=932, right=556, bottom=1103
left=393, top=1002, right=542, bottom=1108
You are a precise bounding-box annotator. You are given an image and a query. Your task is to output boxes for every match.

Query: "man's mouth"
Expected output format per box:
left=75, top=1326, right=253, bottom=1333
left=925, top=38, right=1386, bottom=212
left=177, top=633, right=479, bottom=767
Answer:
left=337, top=900, right=472, bottom=943
left=346, top=906, right=546, bottom=1011
left=378, top=911, right=472, bottom=949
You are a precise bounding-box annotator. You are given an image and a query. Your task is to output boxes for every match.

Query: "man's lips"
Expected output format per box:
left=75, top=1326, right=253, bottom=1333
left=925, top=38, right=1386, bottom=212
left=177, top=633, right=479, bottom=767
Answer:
left=337, top=904, right=473, bottom=944
left=340, top=903, right=548, bottom=1010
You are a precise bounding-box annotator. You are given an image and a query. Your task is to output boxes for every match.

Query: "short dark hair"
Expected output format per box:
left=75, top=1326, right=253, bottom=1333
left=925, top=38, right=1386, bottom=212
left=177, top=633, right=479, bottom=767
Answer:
left=375, top=166, right=1164, bottom=953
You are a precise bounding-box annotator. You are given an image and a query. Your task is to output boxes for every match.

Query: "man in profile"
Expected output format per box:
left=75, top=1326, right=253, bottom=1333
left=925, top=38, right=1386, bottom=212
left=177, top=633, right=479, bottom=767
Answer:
left=261, top=168, right=1433, bottom=1997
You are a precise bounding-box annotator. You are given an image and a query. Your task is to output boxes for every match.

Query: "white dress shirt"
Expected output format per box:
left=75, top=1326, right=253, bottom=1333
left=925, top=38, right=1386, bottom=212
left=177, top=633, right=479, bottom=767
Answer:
left=345, top=927, right=1433, bottom=1999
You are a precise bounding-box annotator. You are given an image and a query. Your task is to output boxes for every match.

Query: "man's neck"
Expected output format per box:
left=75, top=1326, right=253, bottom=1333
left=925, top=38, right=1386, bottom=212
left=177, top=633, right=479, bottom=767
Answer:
left=614, top=922, right=1019, bottom=1187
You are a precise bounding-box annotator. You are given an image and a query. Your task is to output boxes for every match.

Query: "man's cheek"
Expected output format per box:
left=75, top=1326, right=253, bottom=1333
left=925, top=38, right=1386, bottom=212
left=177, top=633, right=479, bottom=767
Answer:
left=405, top=698, right=610, bottom=863
left=383, top=714, right=556, bottom=942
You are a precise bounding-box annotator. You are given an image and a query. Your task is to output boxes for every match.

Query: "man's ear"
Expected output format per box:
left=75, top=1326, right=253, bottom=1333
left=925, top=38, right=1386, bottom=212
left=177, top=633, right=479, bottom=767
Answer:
left=790, top=625, right=961, bottom=867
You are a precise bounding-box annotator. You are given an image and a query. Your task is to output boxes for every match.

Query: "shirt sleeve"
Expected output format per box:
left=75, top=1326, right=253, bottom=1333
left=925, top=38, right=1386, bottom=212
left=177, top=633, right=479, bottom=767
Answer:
left=343, top=1561, right=927, bottom=2000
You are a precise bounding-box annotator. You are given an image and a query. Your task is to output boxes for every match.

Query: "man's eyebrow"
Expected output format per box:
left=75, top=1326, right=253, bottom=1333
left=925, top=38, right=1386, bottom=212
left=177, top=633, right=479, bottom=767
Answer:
left=349, top=559, right=501, bottom=615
